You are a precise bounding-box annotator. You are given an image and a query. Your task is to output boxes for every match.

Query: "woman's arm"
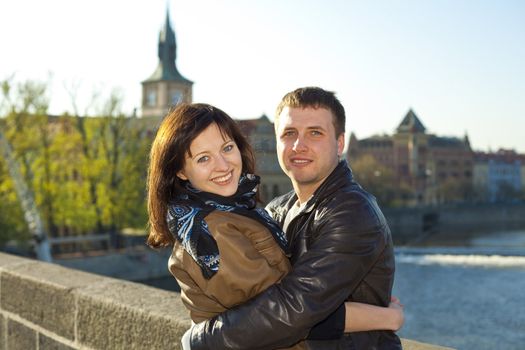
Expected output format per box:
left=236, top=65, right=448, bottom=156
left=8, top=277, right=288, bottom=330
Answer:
left=345, top=296, right=404, bottom=332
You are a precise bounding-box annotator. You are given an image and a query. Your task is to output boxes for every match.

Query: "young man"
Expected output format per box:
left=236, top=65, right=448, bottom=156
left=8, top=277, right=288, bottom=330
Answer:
left=185, top=87, right=402, bottom=349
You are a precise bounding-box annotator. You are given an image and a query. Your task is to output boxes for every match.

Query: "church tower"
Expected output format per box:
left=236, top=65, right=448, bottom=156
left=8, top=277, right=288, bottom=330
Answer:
left=141, top=8, right=193, bottom=118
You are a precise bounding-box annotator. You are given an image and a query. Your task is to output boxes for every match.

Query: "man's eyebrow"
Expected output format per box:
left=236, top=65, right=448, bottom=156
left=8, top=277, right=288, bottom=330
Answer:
left=306, top=125, right=326, bottom=130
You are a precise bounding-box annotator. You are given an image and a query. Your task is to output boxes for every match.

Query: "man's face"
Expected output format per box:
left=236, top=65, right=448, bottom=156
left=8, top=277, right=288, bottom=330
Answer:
left=275, top=106, right=344, bottom=196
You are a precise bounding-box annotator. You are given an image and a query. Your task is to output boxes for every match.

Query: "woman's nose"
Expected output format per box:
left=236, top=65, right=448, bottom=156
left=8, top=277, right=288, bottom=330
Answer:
left=215, top=154, right=229, bottom=170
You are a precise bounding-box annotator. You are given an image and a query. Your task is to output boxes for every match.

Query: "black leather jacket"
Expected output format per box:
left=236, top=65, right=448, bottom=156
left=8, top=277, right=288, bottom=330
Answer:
left=190, top=161, right=402, bottom=349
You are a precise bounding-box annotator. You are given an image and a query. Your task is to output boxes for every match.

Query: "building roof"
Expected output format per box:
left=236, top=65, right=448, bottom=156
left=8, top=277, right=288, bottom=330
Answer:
left=237, top=115, right=272, bottom=137
left=428, top=135, right=471, bottom=149
left=143, top=10, right=192, bottom=84
left=474, top=149, right=524, bottom=164
left=396, top=109, right=426, bottom=134
left=359, top=135, right=393, bottom=144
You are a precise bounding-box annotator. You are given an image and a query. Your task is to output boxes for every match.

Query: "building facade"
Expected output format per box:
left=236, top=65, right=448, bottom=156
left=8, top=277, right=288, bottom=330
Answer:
left=473, top=149, right=523, bottom=202
left=347, top=109, right=474, bottom=205
left=237, top=116, right=292, bottom=203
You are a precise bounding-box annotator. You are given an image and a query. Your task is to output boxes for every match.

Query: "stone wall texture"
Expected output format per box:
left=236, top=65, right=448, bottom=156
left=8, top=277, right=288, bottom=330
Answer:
left=0, top=252, right=453, bottom=349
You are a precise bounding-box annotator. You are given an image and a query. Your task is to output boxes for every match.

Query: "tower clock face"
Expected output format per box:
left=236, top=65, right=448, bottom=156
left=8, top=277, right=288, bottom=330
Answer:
left=171, top=90, right=183, bottom=105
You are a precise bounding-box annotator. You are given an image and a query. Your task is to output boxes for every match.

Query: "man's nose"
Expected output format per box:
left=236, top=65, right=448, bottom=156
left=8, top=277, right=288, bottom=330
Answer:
left=292, top=136, right=308, bottom=152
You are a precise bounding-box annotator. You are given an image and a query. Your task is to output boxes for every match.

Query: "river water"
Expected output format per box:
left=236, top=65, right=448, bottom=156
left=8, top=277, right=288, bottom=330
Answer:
left=393, top=230, right=525, bottom=350
left=141, top=230, right=525, bottom=350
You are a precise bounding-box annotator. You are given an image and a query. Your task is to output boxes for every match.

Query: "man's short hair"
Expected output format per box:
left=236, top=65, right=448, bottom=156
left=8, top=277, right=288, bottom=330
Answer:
left=275, top=86, right=346, bottom=137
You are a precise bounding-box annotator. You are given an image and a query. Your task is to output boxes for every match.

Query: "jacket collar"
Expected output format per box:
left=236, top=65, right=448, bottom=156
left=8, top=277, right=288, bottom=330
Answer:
left=301, top=159, right=353, bottom=213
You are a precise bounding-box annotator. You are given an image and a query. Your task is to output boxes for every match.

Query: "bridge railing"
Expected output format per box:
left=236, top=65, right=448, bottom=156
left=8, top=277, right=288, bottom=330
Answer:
left=0, top=252, right=453, bottom=349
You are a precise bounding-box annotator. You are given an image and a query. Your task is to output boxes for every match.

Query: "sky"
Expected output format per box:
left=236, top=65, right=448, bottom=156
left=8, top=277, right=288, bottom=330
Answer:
left=1, top=0, right=524, bottom=153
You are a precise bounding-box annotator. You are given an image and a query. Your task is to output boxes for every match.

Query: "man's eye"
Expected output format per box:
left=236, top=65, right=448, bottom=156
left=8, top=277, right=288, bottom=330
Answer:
left=311, top=130, right=322, bottom=136
left=282, top=131, right=296, bottom=137
left=197, top=156, right=209, bottom=163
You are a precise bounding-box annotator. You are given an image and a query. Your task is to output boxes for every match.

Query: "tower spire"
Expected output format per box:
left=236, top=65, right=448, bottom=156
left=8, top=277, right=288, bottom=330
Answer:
left=141, top=4, right=193, bottom=117
left=144, top=5, right=191, bottom=83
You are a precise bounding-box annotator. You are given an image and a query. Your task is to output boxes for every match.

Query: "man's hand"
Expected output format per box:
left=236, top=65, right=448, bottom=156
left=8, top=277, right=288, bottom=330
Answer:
left=388, top=296, right=404, bottom=331
left=344, top=296, right=405, bottom=332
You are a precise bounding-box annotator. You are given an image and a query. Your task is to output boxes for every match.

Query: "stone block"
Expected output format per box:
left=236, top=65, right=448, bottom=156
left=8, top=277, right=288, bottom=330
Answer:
left=77, top=279, right=191, bottom=350
left=7, top=319, right=36, bottom=350
left=39, top=334, right=75, bottom=350
left=1, top=260, right=105, bottom=341
left=402, top=338, right=455, bottom=350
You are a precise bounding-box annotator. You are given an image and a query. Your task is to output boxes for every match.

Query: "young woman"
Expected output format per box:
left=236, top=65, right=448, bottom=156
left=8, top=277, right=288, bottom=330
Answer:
left=146, top=103, right=403, bottom=348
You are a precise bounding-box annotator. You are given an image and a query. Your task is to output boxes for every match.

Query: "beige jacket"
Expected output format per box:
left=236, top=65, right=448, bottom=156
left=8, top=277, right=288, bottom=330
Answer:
left=169, top=210, right=305, bottom=349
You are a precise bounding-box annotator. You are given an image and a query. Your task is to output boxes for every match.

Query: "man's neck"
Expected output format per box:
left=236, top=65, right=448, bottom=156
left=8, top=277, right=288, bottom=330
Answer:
left=293, top=182, right=319, bottom=205
left=292, top=162, right=340, bottom=204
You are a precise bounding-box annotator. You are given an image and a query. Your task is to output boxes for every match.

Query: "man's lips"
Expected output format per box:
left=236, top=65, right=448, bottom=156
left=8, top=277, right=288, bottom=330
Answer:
left=290, top=158, right=312, bottom=165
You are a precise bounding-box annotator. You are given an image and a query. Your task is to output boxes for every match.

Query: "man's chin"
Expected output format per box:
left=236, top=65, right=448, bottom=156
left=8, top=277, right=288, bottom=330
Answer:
left=290, top=175, right=317, bottom=186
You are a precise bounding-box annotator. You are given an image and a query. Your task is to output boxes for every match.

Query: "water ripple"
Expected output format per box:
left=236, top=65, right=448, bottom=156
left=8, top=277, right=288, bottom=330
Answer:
left=396, top=253, right=525, bottom=268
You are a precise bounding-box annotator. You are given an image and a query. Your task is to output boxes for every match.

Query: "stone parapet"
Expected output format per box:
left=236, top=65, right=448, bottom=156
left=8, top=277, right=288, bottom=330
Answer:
left=0, top=252, right=452, bottom=349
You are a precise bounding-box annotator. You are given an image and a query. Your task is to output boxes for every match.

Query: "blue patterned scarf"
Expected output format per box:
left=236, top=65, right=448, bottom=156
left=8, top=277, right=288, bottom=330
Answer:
left=167, top=174, right=289, bottom=279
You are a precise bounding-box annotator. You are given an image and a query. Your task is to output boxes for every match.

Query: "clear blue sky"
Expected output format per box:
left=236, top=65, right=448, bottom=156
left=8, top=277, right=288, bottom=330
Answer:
left=1, top=0, right=524, bottom=152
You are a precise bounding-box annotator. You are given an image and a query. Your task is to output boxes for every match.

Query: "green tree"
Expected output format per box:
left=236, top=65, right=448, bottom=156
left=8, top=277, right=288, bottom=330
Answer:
left=436, top=178, right=473, bottom=204
left=0, top=148, right=30, bottom=247
left=350, top=155, right=403, bottom=207
left=1, top=77, right=150, bottom=251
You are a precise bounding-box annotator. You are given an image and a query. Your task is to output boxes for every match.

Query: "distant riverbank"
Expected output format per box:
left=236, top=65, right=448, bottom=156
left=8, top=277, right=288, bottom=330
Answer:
left=383, top=202, right=525, bottom=245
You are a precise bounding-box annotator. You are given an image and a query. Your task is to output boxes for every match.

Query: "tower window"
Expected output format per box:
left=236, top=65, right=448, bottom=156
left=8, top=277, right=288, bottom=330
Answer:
left=147, top=90, right=157, bottom=106
left=171, top=90, right=183, bottom=105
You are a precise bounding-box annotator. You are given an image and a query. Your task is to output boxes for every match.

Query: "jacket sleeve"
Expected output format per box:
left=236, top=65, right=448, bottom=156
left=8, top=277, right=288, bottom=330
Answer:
left=190, top=193, right=390, bottom=350
left=306, top=303, right=345, bottom=340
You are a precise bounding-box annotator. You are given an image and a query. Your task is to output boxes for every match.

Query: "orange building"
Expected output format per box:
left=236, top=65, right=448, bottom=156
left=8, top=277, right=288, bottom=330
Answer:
left=347, top=110, right=474, bottom=205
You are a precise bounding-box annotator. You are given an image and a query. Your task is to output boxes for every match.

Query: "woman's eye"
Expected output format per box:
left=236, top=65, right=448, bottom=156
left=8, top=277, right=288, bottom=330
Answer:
left=197, top=156, right=209, bottom=163
left=224, top=144, right=234, bottom=152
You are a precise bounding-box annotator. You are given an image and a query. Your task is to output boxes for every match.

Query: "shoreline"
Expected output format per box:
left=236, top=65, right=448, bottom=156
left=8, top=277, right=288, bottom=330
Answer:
left=398, top=228, right=525, bottom=247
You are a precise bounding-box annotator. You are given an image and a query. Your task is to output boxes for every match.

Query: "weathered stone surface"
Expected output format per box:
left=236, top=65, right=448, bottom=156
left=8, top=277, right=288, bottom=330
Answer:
left=0, top=260, right=105, bottom=340
left=39, top=334, right=76, bottom=350
left=0, top=253, right=32, bottom=269
left=76, top=279, right=191, bottom=350
left=7, top=319, right=36, bottom=350
left=402, top=338, right=455, bottom=350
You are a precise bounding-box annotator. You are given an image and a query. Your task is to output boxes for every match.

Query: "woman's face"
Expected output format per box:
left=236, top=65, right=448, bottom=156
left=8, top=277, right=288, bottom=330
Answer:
left=177, top=122, right=242, bottom=197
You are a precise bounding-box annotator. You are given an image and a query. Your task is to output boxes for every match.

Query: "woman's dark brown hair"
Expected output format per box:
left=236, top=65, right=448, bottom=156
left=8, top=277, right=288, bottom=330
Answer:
left=146, top=103, right=256, bottom=248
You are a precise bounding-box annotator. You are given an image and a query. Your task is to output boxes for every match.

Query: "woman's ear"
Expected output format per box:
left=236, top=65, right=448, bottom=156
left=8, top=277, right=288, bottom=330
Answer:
left=176, top=171, right=188, bottom=181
